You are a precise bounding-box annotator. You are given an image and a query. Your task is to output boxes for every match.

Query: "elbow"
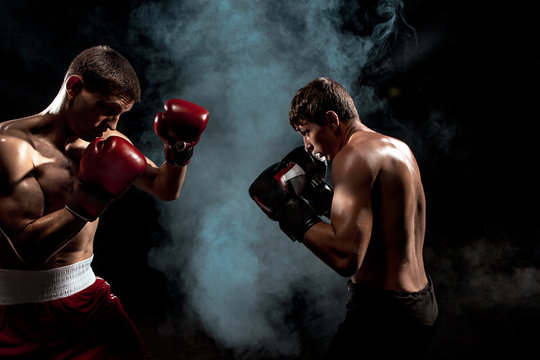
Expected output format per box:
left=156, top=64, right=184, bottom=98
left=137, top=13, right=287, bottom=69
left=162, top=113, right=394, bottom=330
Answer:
left=332, top=254, right=358, bottom=278
left=160, top=190, right=181, bottom=202
left=152, top=187, right=181, bottom=201
left=335, top=265, right=357, bottom=278
left=11, top=234, right=56, bottom=266
left=4, top=228, right=47, bottom=266
left=15, top=246, right=50, bottom=266
left=24, top=257, right=49, bottom=267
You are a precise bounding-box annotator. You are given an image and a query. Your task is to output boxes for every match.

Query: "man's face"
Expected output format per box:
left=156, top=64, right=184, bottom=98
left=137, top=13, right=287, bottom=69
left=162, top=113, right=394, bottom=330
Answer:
left=295, top=119, right=337, bottom=161
left=68, top=86, right=134, bottom=141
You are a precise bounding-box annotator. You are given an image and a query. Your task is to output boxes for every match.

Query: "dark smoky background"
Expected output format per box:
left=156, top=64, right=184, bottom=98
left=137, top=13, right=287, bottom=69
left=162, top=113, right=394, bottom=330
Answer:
left=1, top=0, right=538, bottom=359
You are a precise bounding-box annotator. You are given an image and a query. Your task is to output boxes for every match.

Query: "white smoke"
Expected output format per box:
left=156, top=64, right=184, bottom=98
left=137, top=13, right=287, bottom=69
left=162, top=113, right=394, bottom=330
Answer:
left=127, top=0, right=409, bottom=356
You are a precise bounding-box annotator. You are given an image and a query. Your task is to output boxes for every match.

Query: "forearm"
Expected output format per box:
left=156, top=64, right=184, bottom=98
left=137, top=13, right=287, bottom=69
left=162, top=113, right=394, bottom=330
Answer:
left=136, top=161, right=187, bottom=201
left=302, top=222, right=359, bottom=277
left=155, top=161, right=187, bottom=200
left=13, top=208, right=87, bottom=264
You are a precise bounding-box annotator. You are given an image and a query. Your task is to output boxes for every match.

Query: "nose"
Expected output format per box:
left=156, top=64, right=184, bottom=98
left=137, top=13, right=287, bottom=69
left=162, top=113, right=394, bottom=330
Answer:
left=303, top=137, right=313, bottom=153
left=107, top=116, right=120, bottom=131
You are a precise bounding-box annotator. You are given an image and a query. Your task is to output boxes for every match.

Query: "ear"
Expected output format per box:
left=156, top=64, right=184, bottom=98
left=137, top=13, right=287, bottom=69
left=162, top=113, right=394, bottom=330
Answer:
left=325, top=111, right=340, bottom=130
left=65, top=75, right=83, bottom=98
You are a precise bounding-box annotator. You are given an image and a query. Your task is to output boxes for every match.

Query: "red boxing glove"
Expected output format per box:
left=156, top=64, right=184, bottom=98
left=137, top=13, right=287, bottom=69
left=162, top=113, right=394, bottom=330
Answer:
left=154, top=98, right=209, bottom=166
left=66, top=136, right=147, bottom=222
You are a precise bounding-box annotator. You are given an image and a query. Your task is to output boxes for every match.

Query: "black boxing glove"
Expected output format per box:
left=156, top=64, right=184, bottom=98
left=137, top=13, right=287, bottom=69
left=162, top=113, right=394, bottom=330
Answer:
left=281, top=147, right=333, bottom=217
left=249, top=162, right=321, bottom=242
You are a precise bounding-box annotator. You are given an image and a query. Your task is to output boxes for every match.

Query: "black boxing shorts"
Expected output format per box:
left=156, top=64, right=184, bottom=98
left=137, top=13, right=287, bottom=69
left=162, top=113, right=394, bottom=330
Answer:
left=325, top=275, right=438, bottom=360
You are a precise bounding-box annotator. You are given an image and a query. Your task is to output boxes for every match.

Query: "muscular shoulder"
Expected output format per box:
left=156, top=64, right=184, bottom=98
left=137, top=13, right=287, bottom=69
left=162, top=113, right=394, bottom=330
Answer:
left=334, top=131, right=386, bottom=171
left=331, top=132, right=381, bottom=189
left=332, top=131, right=418, bottom=186
left=355, top=132, right=421, bottom=194
left=377, top=135, right=420, bottom=181
left=0, top=134, right=38, bottom=186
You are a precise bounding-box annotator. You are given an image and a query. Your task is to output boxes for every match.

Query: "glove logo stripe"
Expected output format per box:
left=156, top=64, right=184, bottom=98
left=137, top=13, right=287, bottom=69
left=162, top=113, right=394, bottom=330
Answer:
left=273, top=162, right=305, bottom=194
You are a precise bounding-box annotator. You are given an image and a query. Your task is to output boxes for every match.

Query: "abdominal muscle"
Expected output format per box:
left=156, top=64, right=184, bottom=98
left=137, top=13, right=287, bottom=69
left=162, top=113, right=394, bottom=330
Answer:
left=48, top=222, right=97, bottom=268
left=0, top=220, right=98, bottom=270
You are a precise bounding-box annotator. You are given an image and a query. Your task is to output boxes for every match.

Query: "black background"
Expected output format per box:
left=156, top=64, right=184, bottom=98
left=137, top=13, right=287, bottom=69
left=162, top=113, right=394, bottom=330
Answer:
left=1, top=0, right=538, bottom=359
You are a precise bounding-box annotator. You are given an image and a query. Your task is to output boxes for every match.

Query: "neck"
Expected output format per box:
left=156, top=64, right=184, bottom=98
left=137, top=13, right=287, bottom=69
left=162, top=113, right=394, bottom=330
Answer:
left=339, top=118, right=365, bottom=149
left=39, top=90, right=76, bottom=150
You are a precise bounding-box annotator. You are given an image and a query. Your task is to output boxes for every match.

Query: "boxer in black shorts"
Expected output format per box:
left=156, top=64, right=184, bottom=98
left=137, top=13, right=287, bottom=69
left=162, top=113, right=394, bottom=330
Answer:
left=250, top=77, right=438, bottom=358
left=326, top=276, right=438, bottom=358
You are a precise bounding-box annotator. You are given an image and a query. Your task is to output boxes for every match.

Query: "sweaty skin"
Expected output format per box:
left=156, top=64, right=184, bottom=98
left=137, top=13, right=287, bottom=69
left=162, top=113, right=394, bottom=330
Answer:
left=298, top=115, right=427, bottom=292
left=0, top=79, right=186, bottom=270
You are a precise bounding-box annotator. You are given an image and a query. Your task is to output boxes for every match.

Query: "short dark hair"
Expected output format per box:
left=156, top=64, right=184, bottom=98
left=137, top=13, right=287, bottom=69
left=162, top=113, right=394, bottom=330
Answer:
left=65, top=45, right=141, bottom=102
left=289, top=77, right=358, bottom=128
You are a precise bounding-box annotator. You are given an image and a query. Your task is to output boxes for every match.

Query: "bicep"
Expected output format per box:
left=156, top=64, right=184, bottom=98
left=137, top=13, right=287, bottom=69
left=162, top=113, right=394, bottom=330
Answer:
left=0, top=175, right=45, bottom=239
left=330, top=155, right=375, bottom=257
left=109, top=130, right=186, bottom=200
left=106, top=130, right=158, bottom=192
left=106, top=130, right=159, bottom=191
left=133, top=158, right=159, bottom=192
left=0, top=137, right=44, bottom=238
left=332, top=185, right=373, bottom=240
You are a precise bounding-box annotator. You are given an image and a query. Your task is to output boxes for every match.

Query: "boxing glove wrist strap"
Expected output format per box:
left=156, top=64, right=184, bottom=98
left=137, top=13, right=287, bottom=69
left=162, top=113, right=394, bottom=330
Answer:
left=65, top=205, right=94, bottom=223
left=164, top=144, right=193, bottom=167
left=65, top=183, right=114, bottom=222
left=278, top=198, right=322, bottom=242
left=303, top=178, right=333, bottom=217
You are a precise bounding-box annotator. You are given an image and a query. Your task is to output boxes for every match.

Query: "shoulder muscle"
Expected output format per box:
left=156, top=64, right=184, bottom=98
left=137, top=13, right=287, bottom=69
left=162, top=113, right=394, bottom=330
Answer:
left=0, top=136, right=36, bottom=186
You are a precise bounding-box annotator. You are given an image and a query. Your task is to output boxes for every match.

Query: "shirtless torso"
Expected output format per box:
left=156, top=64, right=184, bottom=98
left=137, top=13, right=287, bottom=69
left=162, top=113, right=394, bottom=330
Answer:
left=299, top=120, right=427, bottom=292
left=0, top=114, right=97, bottom=269
left=343, top=129, right=427, bottom=291
left=285, top=77, right=436, bottom=358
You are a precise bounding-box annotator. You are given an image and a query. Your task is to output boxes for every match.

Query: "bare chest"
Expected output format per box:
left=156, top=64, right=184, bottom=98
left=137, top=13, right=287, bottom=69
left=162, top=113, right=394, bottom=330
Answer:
left=32, top=142, right=81, bottom=212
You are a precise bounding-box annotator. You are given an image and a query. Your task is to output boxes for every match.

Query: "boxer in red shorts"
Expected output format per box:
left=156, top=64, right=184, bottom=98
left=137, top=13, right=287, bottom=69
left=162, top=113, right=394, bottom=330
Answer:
left=0, top=46, right=209, bottom=358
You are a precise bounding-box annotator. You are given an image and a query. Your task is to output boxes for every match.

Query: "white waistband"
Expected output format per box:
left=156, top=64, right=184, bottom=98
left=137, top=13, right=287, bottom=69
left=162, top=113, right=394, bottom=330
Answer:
left=0, top=256, right=96, bottom=305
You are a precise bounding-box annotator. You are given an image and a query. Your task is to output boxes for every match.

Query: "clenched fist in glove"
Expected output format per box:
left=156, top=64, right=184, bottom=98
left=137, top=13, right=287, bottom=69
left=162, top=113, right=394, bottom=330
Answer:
left=281, top=147, right=333, bottom=217
left=66, top=136, right=147, bottom=222
left=154, top=98, right=209, bottom=166
left=249, top=161, right=322, bottom=242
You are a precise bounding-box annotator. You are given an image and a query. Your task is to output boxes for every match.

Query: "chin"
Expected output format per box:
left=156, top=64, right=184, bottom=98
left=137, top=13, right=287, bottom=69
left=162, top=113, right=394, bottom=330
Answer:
left=322, top=152, right=335, bottom=162
left=313, top=151, right=330, bottom=162
left=79, top=134, right=100, bottom=142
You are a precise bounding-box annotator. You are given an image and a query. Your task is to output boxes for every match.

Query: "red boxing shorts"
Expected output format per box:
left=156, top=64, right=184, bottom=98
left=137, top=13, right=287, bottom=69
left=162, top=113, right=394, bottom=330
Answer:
left=0, top=256, right=148, bottom=359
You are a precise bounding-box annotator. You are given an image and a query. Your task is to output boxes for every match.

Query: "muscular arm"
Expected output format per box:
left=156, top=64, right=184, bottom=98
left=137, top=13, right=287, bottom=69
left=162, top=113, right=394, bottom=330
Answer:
left=134, top=158, right=186, bottom=201
left=104, top=130, right=186, bottom=201
left=301, top=147, right=377, bottom=277
left=0, top=136, right=87, bottom=265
